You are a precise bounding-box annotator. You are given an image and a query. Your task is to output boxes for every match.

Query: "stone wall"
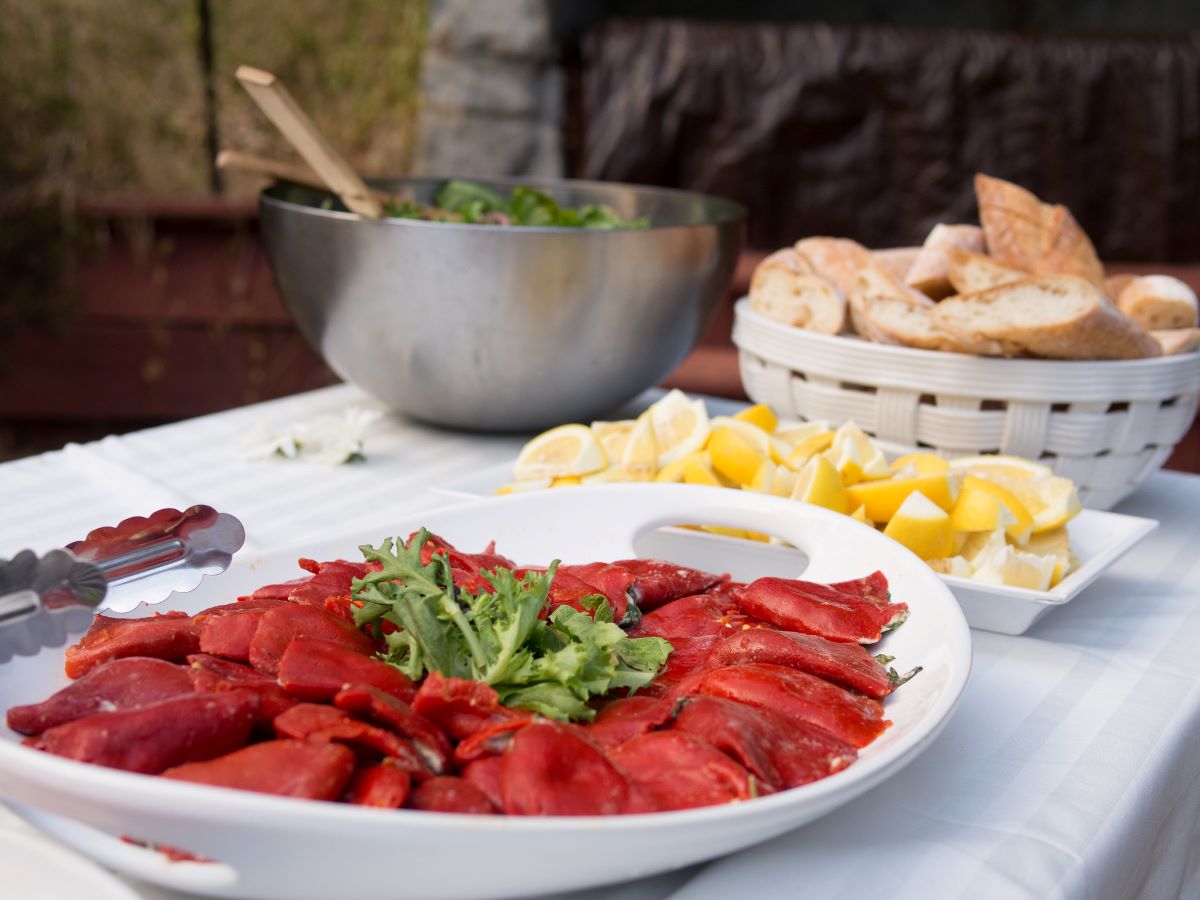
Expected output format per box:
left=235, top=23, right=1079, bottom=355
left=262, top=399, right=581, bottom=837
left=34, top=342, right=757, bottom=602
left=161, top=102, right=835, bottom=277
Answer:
left=414, top=0, right=563, bottom=179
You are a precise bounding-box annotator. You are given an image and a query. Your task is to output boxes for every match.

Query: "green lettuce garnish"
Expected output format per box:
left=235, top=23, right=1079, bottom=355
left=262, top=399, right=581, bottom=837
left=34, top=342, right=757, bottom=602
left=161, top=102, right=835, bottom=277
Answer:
left=351, top=529, right=671, bottom=721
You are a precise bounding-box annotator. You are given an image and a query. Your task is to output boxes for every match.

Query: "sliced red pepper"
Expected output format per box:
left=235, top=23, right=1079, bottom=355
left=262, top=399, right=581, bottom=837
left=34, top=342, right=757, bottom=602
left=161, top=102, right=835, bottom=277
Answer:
left=277, top=637, right=416, bottom=703
left=248, top=604, right=377, bottom=676
left=689, top=663, right=889, bottom=748
left=608, top=731, right=763, bottom=811
left=460, top=756, right=505, bottom=810
left=408, top=776, right=497, bottom=814
left=586, top=696, right=677, bottom=749
left=559, top=562, right=636, bottom=624
left=163, top=739, right=355, bottom=800
left=611, top=559, right=727, bottom=611
left=197, top=608, right=272, bottom=662
left=186, top=654, right=297, bottom=723
left=7, top=657, right=195, bottom=736
left=501, top=721, right=653, bottom=816
left=452, top=717, right=530, bottom=765
left=272, top=703, right=427, bottom=777
left=627, top=592, right=759, bottom=642
left=27, top=690, right=258, bottom=774
left=346, top=760, right=411, bottom=808
left=707, top=629, right=897, bottom=698
left=333, top=684, right=452, bottom=775
left=638, top=634, right=721, bottom=697
left=411, top=672, right=530, bottom=741
left=64, top=612, right=201, bottom=678
left=671, top=695, right=857, bottom=789
left=735, top=573, right=906, bottom=644
left=285, top=560, right=375, bottom=608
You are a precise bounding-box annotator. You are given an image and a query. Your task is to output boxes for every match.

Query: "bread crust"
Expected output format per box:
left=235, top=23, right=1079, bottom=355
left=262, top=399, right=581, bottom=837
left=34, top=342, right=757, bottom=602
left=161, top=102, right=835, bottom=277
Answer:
left=947, top=249, right=1027, bottom=295
left=1117, top=275, right=1199, bottom=330
left=794, top=237, right=872, bottom=298
left=974, top=174, right=1105, bottom=290
left=932, top=275, right=1161, bottom=360
left=749, top=248, right=845, bottom=334
left=871, top=246, right=921, bottom=281
left=905, top=224, right=985, bottom=299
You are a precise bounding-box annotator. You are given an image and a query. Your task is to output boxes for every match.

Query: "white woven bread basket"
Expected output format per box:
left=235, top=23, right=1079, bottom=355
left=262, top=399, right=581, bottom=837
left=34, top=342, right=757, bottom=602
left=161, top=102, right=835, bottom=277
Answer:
left=733, top=299, right=1200, bottom=509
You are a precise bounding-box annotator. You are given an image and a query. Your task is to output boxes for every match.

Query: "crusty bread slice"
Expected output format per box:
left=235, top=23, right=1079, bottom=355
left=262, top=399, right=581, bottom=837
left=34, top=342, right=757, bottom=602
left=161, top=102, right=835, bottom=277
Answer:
left=947, top=249, right=1027, bottom=295
left=871, top=246, right=921, bottom=281
left=794, top=237, right=872, bottom=298
left=974, top=174, right=1106, bottom=290
left=851, top=294, right=1003, bottom=354
left=1151, top=328, right=1200, bottom=356
left=1038, top=204, right=1107, bottom=289
left=931, top=275, right=1161, bottom=359
left=1117, top=275, right=1198, bottom=330
left=749, top=248, right=845, bottom=333
left=974, top=174, right=1046, bottom=270
left=904, top=224, right=985, bottom=299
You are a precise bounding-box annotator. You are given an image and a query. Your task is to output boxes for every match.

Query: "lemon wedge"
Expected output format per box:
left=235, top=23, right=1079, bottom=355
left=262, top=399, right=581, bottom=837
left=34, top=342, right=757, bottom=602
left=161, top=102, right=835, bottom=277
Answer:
left=928, top=555, right=973, bottom=578
left=971, top=543, right=1056, bottom=591
left=949, top=454, right=1053, bottom=481
left=882, top=490, right=955, bottom=560
left=890, top=452, right=950, bottom=477
left=1006, top=475, right=1083, bottom=533
left=697, top=525, right=772, bottom=542
left=959, top=528, right=1007, bottom=566
left=709, top=426, right=766, bottom=485
left=648, top=390, right=710, bottom=467
left=682, top=454, right=731, bottom=488
left=591, top=420, right=636, bottom=460
left=786, top=431, right=836, bottom=469
left=581, top=466, right=647, bottom=484
left=790, top=455, right=848, bottom=514
left=654, top=455, right=690, bottom=483
left=733, top=403, right=779, bottom=433
left=1025, top=527, right=1073, bottom=586
left=776, top=420, right=831, bottom=445
left=750, top=459, right=799, bottom=497
left=619, top=414, right=658, bottom=479
left=849, top=504, right=874, bottom=526
left=845, top=473, right=959, bottom=523
left=823, top=422, right=890, bottom=485
left=951, top=475, right=1034, bottom=544
left=514, top=423, right=609, bottom=480
left=550, top=476, right=581, bottom=487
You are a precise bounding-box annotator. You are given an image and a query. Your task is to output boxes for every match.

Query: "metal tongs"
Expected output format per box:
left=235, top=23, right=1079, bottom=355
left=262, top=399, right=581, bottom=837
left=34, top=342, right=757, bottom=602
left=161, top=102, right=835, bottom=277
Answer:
left=0, top=506, right=244, bottom=660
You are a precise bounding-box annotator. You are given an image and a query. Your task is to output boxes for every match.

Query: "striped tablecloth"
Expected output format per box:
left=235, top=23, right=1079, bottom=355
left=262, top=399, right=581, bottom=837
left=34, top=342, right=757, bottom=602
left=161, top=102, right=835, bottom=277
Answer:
left=3, top=384, right=1199, bottom=900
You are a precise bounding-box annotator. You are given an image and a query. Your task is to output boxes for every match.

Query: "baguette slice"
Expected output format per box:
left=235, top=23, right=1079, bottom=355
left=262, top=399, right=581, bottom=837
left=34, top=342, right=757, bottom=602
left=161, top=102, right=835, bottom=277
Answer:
left=974, top=174, right=1046, bottom=270
left=871, top=246, right=921, bottom=282
left=794, top=237, right=872, bottom=298
left=1151, top=328, right=1200, bottom=356
left=932, top=275, right=1161, bottom=360
left=1117, top=275, right=1198, bottom=330
left=974, top=174, right=1106, bottom=290
left=749, top=248, right=845, bottom=333
left=905, top=224, right=985, bottom=299
left=947, top=249, right=1028, bottom=295
left=851, top=294, right=1003, bottom=354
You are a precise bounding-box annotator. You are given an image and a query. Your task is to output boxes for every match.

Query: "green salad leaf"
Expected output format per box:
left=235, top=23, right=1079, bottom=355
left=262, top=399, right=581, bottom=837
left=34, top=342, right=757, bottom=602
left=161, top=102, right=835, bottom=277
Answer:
left=351, top=529, right=671, bottom=721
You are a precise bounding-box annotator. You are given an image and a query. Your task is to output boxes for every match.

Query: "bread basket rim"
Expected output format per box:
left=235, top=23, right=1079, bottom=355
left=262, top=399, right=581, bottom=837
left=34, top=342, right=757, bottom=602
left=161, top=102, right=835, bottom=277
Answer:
left=733, top=298, right=1200, bottom=401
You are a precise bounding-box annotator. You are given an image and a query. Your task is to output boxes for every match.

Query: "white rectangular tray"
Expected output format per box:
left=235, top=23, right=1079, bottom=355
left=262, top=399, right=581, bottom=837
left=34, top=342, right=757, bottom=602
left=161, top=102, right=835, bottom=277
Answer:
left=433, top=462, right=1158, bottom=636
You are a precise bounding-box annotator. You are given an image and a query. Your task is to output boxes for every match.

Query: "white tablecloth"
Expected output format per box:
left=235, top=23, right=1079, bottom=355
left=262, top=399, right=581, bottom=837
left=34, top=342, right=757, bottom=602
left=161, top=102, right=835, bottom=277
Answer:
left=3, top=385, right=1199, bottom=900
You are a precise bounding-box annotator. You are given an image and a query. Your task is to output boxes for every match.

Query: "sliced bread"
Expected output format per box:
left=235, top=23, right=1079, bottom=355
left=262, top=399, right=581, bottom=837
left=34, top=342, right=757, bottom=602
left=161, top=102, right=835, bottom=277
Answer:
left=851, top=294, right=1003, bottom=354
left=974, top=174, right=1106, bottom=290
left=871, top=246, right=922, bottom=282
left=794, top=237, right=872, bottom=298
left=947, top=249, right=1027, bottom=295
left=1150, top=328, right=1200, bottom=356
left=1116, top=275, right=1198, bottom=330
left=931, top=275, right=1161, bottom=359
left=904, top=224, right=985, bottom=299
left=749, top=248, right=845, bottom=333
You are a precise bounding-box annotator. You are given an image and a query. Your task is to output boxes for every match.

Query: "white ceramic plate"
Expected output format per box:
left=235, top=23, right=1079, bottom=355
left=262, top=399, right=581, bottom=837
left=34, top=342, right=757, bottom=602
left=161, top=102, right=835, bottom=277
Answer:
left=0, top=484, right=970, bottom=900
left=434, top=463, right=1158, bottom=635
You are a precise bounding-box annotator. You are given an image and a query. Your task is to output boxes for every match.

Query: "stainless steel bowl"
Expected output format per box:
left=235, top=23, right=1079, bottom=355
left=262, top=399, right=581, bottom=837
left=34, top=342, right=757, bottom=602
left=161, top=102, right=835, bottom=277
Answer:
left=258, top=176, right=745, bottom=431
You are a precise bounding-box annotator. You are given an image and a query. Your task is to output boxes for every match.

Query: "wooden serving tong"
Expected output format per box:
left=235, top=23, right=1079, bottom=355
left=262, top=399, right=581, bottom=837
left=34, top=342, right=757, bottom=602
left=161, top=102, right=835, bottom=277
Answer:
left=232, top=65, right=385, bottom=219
